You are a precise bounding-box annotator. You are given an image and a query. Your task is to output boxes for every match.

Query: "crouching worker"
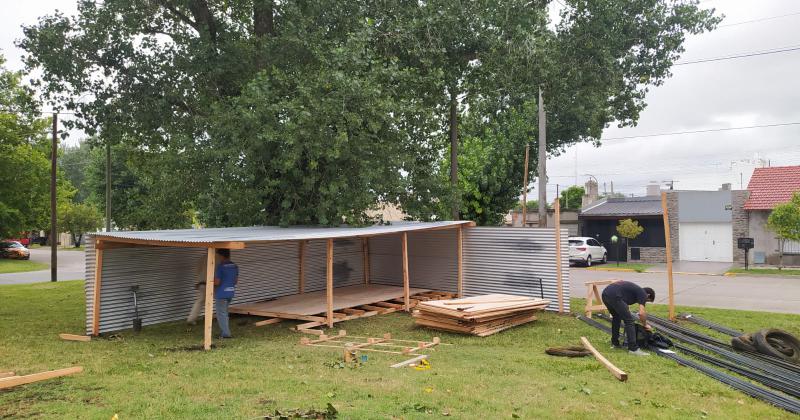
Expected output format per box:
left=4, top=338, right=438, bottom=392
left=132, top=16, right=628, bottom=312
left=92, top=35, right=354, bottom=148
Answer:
left=214, top=248, right=238, bottom=339
left=601, top=280, right=655, bottom=356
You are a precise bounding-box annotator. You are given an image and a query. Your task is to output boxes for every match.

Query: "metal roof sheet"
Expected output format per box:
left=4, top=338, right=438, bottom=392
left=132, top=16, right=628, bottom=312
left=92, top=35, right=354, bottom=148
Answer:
left=580, top=196, right=663, bottom=217
left=92, top=221, right=471, bottom=244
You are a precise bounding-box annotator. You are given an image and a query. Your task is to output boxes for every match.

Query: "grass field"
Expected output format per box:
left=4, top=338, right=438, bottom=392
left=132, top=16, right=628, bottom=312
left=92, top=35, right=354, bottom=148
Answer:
left=0, top=281, right=798, bottom=419
left=0, top=258, right=48, bottom=274
left=728, top=267, right=800, bottom=277
left=585, top=262, right=652, bottom=273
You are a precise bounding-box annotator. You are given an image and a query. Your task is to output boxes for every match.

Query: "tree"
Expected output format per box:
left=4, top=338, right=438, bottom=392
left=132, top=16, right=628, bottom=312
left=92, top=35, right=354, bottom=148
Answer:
left=59, top=202, right=102, bottom=247
left=767, top=192, right=800, bottom=269
left=60, top=141, right=92, bottom=203
left=617, top=218, right=644, bottom=260
left=560, top=186, right=585, bottom=210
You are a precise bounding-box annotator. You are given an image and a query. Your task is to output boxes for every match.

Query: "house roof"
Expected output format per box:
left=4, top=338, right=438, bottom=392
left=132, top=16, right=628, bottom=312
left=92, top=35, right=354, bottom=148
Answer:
left=580, top=196, right=663, bottom=218
left=744, top=165, right=800, bottom=210
left=91, top=221, right=472, bottom=247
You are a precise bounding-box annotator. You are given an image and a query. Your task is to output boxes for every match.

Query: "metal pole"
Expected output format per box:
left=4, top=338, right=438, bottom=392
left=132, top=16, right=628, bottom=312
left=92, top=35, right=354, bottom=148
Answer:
left=50, top=113, right=58, bottom=282
left=537, top=87, right=547, bottom=228
left=105, top=142, right=111, bottom=232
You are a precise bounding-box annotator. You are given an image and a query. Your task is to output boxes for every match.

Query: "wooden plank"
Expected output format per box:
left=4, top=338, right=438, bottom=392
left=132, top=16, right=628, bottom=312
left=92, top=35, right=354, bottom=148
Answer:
left=298, top=241, right=305, bottom=294
left=402, top=232, right=410, bottom=312
left=203, top=248, right=215, bottom=351
left=580, top=337, right=628, bottom=382
left=91, top=244, right=103, bottom=336
left=362, top=237, right=370, bottom=285
left=93, top=236, right=246, bottom=249
left=341, top=308, right=365, bottom=315
left=554, top=197, right=564, bottom=313
left=661, top=191, right=675, bottom=320
left=374, top=301, right=403, bottom=309
left=442, top=297, right=533, bottom=305
left=0, top=372, right=15, bottom=379
left=391, top=355, right=428, bottom=368
left=0, top=367, right=83, bottom=390
left=59, top=333, right=90, bottom=342
left=229, top=310, right=326, bottom=322
left=253, top=318, right=282, bottom=327
left=457, top=225, right=463, bottom=297
left=326, top=238, right=334, bottom=328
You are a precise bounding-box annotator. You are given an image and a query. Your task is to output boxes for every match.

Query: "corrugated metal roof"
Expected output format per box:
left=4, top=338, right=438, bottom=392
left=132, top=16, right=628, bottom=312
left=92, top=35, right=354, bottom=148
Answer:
left=580, top=196, right=663, bottom=217
left=92, top=221, right=471, bottom=244
left=744, top=165, right=800, bottom=210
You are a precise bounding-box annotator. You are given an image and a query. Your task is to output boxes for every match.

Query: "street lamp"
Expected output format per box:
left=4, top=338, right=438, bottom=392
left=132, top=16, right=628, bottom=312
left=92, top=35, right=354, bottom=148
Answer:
left=611, top=235, right=619, bottom=266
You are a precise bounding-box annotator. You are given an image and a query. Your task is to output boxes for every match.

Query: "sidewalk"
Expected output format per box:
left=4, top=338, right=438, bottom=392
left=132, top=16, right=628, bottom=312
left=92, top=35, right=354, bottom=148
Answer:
left=645, top=261, right=731, bottom=276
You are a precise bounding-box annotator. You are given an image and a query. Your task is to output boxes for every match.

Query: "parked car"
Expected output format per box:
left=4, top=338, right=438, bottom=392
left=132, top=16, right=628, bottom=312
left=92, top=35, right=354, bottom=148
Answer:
left=568, top=237, right=607, bottom=266
left=0, top=241, right=31, bottom=260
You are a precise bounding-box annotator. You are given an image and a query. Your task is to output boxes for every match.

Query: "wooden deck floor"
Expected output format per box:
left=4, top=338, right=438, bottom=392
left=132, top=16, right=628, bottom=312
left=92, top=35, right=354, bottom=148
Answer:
left=229, top=284, right=430, bottom=317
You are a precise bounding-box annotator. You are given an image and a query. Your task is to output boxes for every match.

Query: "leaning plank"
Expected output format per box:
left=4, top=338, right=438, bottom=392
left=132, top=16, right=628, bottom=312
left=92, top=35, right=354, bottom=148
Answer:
left=253, top=318, right=282, bottom=327
left=580, top=337, right=628, bottom=382
left=391, top=355, right=428, bottom=368
left=59, top=333, right=91, bottom=342
left=0, top=372, right=15, bottom=378
left=0, top=367, right=83, bottom=390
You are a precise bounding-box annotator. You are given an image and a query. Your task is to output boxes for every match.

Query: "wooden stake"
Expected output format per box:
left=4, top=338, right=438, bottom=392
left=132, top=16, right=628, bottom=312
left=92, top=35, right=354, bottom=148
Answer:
left=298, top=241, right=305, bottom=294
left=91, top=242, right=104, bottom=336
left=254, top=318, right=282, bottom=327
left=521, top=143, right=530, bottom=226
left=362, top=238, right=370, bottom=285
left=0, top=366, right=83, bottom=390
left=457, top=226, right=463, bottom=297
left=661, top=191, right=675, bottom=320
left=59, top=333, right=90, bottom=342
left=402, top=232, right=410, bottom=312
left=580, top=337, right=627, bottom=382
left=554, top=198, right=564, bottom=313
left=327, top=238, right=334, bottom=328
left=203, top=248, right=216, bottom=351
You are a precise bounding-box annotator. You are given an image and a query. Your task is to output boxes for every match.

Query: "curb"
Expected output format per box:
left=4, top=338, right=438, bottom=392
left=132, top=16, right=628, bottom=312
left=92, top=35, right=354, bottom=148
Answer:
left=586, top=268, right=637, bottom=273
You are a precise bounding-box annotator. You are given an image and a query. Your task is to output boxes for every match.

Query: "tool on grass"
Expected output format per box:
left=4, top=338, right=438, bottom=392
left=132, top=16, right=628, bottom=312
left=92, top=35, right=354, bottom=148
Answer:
left=131, top=285, right=142, bottom=332
left=412, top=358, right=431, bottom=370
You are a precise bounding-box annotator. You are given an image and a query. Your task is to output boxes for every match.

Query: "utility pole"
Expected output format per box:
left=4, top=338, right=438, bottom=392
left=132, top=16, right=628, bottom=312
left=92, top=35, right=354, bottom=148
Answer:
left=610, top=181, right=614, bottom=196
left=50, top=113, right=58, bottom=282
left=521, top=143, right=530, bottom=227
left=105, top=143, right=111, bottom=232
left=537, top=87, right=547, bottom=228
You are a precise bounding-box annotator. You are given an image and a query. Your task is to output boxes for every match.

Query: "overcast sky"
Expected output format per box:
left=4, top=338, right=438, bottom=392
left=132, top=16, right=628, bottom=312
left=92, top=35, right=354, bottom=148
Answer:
left=2, top=1, right=799, bottom=199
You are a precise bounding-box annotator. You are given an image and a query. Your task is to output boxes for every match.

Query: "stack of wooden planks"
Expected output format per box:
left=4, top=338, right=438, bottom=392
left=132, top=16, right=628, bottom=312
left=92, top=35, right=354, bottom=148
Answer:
left=413, top=294, right=550, bottom=336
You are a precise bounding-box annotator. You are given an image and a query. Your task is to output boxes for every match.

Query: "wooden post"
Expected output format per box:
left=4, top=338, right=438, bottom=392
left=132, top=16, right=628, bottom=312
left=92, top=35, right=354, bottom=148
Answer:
left=362, top=238, right=370, bottom=285
left=554, top=198, right=564, bottom=313
left=521, top=143, right=530, bottom=226
left=326, top=239, right=334, bottom=328
left=298, top=241, right=305, bottom=294
left=402, top=232, right=410, bottom=311
left=203, top=248, right=216, bottom=350
left=91, top=240, right=104, bottom=336
left=457, top=226, right=463, bottom=297
left=661, top=191, right=675, bottom=320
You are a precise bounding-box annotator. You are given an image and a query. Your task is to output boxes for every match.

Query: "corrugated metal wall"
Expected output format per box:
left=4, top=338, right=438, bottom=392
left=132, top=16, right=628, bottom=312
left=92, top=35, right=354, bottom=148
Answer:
left=85, top=227, right=569, bottom=333
left=462, top=227, right=570, bottom=312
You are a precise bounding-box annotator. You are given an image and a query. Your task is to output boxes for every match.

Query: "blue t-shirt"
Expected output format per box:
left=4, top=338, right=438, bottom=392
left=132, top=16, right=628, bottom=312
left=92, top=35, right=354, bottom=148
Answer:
left=214, top=261, right=238, bottom=299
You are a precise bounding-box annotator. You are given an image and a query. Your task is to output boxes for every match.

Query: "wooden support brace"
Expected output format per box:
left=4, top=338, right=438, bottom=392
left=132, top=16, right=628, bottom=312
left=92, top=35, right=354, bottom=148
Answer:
left=581, top=337, right=628, bottom=382
left=374, top=301, right=403, bottom=309
left=59, top=333, right=90, bottom=342
left=391, top=355, right=428, bottom=369
left=203, top=248, right=216, bottom=351
left=457, top=225, right=463, bottom=297
left=0, top=367, right=83, bottom=390
left=402, top=232, right=410, bottom=311
left=326, top=238, right=334, bottom=328
left=254, top=318, right=282, bottom=327
left=0, top=372, right=15, bottom=379
left=341, top=308, right=366, bottom=315
left=91, top=244, right=104, bottom=336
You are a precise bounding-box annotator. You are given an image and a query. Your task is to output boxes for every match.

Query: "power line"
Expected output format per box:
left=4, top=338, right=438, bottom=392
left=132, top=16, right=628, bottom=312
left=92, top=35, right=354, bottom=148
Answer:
left=674, top=45, right=800, bottom=66
left=718, top=11, right=800, bottom=28
left=601, top=122, right=800, bottom=141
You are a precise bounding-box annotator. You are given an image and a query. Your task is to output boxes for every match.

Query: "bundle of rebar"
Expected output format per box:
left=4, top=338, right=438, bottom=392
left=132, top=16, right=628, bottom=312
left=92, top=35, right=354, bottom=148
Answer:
left=678, top=313, right=742, bottom=337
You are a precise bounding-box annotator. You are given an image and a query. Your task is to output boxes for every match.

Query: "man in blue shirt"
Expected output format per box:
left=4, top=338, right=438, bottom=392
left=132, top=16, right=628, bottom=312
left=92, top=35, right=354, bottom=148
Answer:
left=214, top=248, right=238, bottom=339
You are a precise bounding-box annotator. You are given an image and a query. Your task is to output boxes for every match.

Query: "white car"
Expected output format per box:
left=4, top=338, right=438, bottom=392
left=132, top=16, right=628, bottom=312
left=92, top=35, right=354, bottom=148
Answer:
left=569, top=237, right=607, bottom=266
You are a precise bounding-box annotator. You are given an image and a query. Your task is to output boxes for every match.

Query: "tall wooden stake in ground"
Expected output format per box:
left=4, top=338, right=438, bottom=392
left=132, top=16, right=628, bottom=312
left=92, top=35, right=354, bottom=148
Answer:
left=457, top=226, right=463, bottom=297
left=537, top=87, right=547, bottom=228
left=91, top=240, right=103, bottom=336
left=203, top=248, right=216, bottom=350
left=521, top=143, right=530, bottom=226
left=402, top=232, right=410, bottom=311
left=554, top=198, right=564, bottom=313
left=105, top=142, right=111, bottom=232
left=326, top=239, right=334, bottom=328
left=661, top=192, right=675, bottom=320
left=50, top=113, right=57, bottom=282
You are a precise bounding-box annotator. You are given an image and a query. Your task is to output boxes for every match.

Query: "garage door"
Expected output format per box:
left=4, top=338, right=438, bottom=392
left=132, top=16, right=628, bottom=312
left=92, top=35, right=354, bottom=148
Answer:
left=679, top=222, right=733, bottom=262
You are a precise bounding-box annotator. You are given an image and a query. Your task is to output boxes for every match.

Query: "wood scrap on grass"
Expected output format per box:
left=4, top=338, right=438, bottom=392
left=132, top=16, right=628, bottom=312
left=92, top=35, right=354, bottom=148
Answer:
left=413, top=294, right=550, bottom=336
left=0, top=366, right=83, bottom=390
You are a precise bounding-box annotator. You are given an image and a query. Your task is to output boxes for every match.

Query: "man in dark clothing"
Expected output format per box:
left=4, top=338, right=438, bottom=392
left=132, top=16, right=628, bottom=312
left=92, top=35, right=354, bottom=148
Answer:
left=601, top=280, right=655, bottom=356
left=214, top=248, right=238, bottom=339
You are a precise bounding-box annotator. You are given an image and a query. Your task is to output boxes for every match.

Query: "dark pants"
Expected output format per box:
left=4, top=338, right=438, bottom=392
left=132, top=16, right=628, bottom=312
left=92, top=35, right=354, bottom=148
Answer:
left=602, top=289, right=639, bottom=351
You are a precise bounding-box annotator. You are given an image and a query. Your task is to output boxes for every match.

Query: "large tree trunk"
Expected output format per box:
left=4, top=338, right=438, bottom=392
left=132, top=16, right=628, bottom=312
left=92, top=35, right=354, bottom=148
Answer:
left=449, top=87, right=459, bottom=220
left=253, top=0, right=275, bottom=37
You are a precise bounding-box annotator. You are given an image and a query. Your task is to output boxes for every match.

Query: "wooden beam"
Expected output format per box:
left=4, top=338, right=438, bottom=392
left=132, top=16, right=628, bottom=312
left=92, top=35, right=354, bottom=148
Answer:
left=580, top=337, right=628, bottom=382
left=554, top=197, right=564, bottom=313
left=326, top=238, right=334, bottom=328
left=203, top=248, right=216, bottom=351
left=391, top=355, right=428, bottom=368
left=253, top=318, right=282, bottom=327
left=362, top=238, right=370, bottom=285
left=59, top=333, right=90, bottom=342
left=661, top=191, right=675, bottom=320
left=0, top=366, right=83, bottom=390
left=91, top=244, right=104, bottom=336
left=91, top=236, right=245, bottom=249
left=402, top=232, right=410, bottom=312
left=298, top=241, right=305, bottom=294
left=457, top=225, right=463, bottom=298
left=0, top=372, right=15, bottom=379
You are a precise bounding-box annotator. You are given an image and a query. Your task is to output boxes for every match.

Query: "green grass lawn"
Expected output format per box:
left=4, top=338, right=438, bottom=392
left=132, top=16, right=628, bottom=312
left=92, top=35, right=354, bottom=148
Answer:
left=0, top=258, right=48, bottom=274
left=728, top=267, right=800, bottom=277
left=586, top=262, right=652, bottom=273
left=59, top=246, right=85, bottom=251
left=1, top=281, right=798, bottom=419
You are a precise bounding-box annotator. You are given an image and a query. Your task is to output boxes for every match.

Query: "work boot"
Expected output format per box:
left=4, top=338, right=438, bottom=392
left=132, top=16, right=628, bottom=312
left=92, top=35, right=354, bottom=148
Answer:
left=629, top=349, right=650, bottom=356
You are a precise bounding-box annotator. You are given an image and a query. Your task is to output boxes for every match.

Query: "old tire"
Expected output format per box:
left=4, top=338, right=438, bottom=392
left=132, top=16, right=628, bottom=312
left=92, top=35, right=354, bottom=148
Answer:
left=752, top=329, right=800, bottom=363
left=731, top=334, right=758, bottom=353
left=546, top=346, right=591, bottom=357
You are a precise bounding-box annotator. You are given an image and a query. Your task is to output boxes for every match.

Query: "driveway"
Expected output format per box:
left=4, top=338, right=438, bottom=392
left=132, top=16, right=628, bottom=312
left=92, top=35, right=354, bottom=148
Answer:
left=0, top=248, right=85, bottom=285
left=571, top=268, right=800, bottom=314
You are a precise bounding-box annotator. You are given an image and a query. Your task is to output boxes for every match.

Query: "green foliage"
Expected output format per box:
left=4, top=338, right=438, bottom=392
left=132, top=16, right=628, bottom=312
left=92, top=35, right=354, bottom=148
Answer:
left=767, top=192, right=800, bottom=242
left=616, top=219, right=644, bottom=240
left=59, top=202, right=102, bottom=246
left=59, top=141, right=92, bottom=203
left=513, top=200, right=550, bottom=211
left=560, top=186, right=585, bottom=210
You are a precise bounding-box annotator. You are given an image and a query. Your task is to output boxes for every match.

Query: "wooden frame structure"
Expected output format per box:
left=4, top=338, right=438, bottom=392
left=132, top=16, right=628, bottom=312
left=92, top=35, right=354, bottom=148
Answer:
left=584, top=279, right=616, bottom=318
left=299, top=330, right=444, bottom=361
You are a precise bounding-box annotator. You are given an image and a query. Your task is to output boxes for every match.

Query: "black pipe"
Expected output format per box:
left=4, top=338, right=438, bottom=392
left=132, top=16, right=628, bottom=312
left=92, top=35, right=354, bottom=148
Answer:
left=678, top=313, right=742, bottom=337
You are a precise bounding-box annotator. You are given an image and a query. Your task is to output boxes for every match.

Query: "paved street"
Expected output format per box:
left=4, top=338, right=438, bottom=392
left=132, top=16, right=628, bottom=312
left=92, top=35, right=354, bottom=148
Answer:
left=0, top=248, right=85, bottom=284
left=571, top=267, right=800, bottom=314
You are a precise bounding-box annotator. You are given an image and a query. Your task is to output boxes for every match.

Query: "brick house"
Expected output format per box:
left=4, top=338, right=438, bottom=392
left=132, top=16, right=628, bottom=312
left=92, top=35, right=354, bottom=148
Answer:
left=744, top=166, right=800, bottom=265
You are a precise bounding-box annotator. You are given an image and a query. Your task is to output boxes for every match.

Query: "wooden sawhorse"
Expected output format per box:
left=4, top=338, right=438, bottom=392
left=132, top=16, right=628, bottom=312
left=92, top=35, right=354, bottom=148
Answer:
left=585, top=279, right=617, bottom=318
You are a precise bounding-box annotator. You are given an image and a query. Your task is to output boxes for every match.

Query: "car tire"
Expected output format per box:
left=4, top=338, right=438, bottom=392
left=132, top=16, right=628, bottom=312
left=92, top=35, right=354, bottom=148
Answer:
left=731, top=334, right=758, bottom=353
left=586, top=256, right=592, bottom=267
left=602, top=253, right=607, bottom=264
left=752, top=329, right=800, bottom=363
